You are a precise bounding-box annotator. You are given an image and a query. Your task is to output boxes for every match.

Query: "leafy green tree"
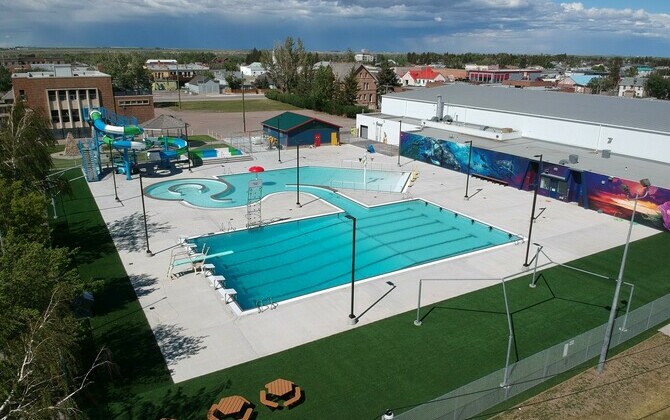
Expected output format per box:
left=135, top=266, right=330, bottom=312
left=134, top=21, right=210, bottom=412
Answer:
left=645, top=73, right=670, bottom=99
left=311, top=66, right=335, bottom=110
left=245, top=48, right=263, bottom=64
left=608, top=57, right=623, bottom=86
left=261, top=36, right=309, bottom=93
left=344, top=49, right=355, bottom=62
left=225, top=74, right=243, bottom=90
left=0, top=101, right=55, bottom=183
left=623, top=66, right=638, bottom=77
left=337, top=67, right=359, bottom=105
left=587, top=77, right=614, bottom=94
left=0, top=66, right=11, bottom=92
left=376, top=60, right=400, bottom=108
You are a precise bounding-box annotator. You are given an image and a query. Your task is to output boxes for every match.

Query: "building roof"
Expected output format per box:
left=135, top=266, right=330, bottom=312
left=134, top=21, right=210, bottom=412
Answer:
left=619, top=77, right=647, bottom=87
left=12, top=69, right=109, bottom=78
left=262, top=112, right=341, bottom=132
left=142, top=114, right=186, bottom=130
left=406, top=67, right=442, bottom=81
left=386, top=83, right=670, bottom=133
left=569, top=75, right=600, bottom=86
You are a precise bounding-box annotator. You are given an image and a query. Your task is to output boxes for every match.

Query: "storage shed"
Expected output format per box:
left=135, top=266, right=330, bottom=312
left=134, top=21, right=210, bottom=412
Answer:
left=262, top=112, right=341, bottom=148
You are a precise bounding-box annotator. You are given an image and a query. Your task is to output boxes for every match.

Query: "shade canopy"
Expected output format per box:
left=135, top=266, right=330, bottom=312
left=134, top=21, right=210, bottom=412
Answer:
left=248, top=166, right=265, bottom=173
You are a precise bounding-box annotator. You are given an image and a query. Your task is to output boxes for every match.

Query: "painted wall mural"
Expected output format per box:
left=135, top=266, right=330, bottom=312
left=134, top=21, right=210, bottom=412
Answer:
left=400, top=132, right=670, bottom=232
left=400, top=132, right=530, bottom=188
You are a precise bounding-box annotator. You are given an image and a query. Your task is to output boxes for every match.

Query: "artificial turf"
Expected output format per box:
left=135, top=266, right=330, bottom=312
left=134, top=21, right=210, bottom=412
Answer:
left=51, top=167, right=670, bottom=419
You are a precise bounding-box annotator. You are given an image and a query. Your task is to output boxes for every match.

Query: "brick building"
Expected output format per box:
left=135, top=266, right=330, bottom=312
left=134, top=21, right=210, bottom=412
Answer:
left=11, top=64, right=153, bottom=137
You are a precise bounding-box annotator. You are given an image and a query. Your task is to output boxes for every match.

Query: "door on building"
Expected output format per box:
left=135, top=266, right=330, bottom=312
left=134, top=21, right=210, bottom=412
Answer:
left=314, top=132, right=321, bottom=147
left=360, top=125, right=368, bottom=138
left=330, top=132, right=338, bottom=145
left=540, top=175, right=569, bottom=201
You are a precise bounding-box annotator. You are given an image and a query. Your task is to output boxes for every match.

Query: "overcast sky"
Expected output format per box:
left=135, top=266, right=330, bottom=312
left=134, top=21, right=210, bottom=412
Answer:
left=1, top=0, right=669, bottom=56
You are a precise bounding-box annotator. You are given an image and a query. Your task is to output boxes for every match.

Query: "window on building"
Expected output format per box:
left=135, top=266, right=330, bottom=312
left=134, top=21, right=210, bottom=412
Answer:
left=51, top=110, right=60, bottom=123
left=58, top=90, right=66, bottom=100
left=48, top=91, right=56, bottom=101
left=68, top=90, right=77, bottom=100
left=71, top=109, right=80, bottom=122
left=61, top=110, right=70, bottom=123
left=78, top=89, right=87, bottom=97
left=88, top=89, right=97, bottom=99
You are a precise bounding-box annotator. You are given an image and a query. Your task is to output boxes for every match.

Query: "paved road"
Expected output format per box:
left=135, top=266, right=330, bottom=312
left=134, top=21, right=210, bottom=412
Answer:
left=153, top=91, right=266, bottom=103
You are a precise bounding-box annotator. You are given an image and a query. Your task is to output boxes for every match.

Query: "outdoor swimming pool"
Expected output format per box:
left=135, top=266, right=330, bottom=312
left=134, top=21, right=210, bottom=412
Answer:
left=145, top=166, right=411, bottom=208
left=190, top=187, right=520, bottom=311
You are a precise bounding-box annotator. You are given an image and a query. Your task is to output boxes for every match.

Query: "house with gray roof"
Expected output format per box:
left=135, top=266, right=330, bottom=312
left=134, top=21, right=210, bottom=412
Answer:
left=618, top=77, right=647, bottom=98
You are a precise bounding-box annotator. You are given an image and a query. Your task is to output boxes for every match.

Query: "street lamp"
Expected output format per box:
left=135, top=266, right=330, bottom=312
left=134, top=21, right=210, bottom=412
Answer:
left=109, top=141, right=120, bottom=202
left=184, top=122, right=192, bottom=172
left=464, top=140, right=473, bottom=199
left=344, top=214, right=357, bottom=325
left=597, top=178, right=651, bottom=373
left=176, top=61, right=182, bottom=111
left=242, top=79, right=247, bottom=133
left=138, top=171, right=153, bottom=256
left=277, top=115, right=282, bottom=163
left=296, top=139, right=301, bottom=207
left=523, top=154, right=543, bottom=267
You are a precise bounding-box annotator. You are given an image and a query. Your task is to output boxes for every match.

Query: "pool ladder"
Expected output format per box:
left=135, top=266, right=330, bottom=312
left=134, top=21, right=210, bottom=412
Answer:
left=256, top=297, right=278, bottom=313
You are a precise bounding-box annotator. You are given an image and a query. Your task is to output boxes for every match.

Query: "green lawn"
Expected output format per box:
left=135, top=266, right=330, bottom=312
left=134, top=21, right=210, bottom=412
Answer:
left=51, top=171, right=670, bottom=420
left=169, top=99, right=300, bottom=113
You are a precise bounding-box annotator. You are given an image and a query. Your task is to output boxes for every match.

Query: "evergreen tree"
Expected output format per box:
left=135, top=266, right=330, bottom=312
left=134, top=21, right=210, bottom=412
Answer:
left=376, top=60, right=400, bottom=108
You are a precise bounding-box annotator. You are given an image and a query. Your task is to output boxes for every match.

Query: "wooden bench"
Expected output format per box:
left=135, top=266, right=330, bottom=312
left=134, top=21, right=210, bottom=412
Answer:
left=284, top=386, right=302, bottom=408
left=240, top=407, right=253, bottom=420
left=260, top=390, right=279, bottom=409
left=206, top=403, right=222, bottom=420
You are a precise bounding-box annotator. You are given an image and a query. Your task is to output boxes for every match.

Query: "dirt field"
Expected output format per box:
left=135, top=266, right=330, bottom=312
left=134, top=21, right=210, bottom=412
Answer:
left=154, top=107, right=357, bottom=139
left=495, top=330, right=670, bottom=420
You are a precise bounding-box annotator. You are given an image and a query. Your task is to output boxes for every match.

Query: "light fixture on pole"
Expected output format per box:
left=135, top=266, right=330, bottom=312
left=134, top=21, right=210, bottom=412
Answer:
left=108, top=141, right=120, bottom=202
left=597, top=178, right=651, bottom=373
left=176, top=61, right=182, bottom=111
left=397, top=120, right=403, bottom=167
left=184, top=122, right=192, bottom=172
left=296, top=139, right=301, bottom=207
left=277, top=115, right=282, bottom=163
left=344, top=214, right=357, bottom=325
left=138, top=171, right=153, bottom=256
left=523, top=154, right=543, bottom=267
left=242, top=78, right=247, bottom=133
left=464, top=140, right=473, bottom=199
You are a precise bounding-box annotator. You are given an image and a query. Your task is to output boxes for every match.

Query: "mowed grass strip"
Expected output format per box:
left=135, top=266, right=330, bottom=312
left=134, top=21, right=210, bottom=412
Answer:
left=170, top=99, right=299, bottom=112
left=52, top=169, right=670, bottom=419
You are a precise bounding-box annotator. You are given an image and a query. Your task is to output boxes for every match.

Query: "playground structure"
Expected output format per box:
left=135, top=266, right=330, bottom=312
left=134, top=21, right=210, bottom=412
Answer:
left=78, top=107, right=190, bottom=181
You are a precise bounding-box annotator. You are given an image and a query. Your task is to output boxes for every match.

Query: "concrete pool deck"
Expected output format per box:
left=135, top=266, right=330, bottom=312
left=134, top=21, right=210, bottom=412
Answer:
left=87, top=143, right=659, bottom=383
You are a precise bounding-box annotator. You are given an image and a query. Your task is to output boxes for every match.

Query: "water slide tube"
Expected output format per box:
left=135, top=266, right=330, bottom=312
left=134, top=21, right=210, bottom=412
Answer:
left=157, top=136, right=188, bottom=159
left=90, top=110, right=148, bottom=150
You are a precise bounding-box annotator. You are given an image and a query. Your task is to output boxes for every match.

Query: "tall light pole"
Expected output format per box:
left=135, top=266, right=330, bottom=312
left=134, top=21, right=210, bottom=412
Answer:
left=296, top=139, right=301, bottom=207
left=523, top=154, right=543, bottom=267
left=184, top=122, right=192, bottom=172
left=397, top=120, right=402, bottom=167
left=138, top=171, right=153, bottom=256
left=108, top=141, right=120, bottom=202
left=241, top=78, right=247, bottom=133
left=597, top=178, right=651, bottom=373
left=277, top=114, right=282, bottom=163
left=344, top=214, right=357, bottom=325
left=464, top=140, right=473, bottom=199
left=176, top=61, right=182, bottom=111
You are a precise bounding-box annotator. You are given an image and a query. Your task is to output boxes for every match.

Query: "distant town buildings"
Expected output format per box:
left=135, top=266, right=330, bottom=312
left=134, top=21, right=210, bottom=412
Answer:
left=618, top=77, right=647, bottom=98
left=145, top=59, right=210, bottom=91
left=240, top=62, right=267, bottom=77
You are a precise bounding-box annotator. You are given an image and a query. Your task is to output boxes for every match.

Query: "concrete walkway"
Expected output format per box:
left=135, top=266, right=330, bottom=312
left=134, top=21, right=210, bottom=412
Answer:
left=87, top=144, right=658, bottom=383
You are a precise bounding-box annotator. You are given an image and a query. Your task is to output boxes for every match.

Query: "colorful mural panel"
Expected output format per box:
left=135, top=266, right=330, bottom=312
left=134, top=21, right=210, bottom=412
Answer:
left=400, top=132, right=670, bottom=232
left=400, top=133, right=530, bottom=188
left=584, top=173, right=670, bottom=231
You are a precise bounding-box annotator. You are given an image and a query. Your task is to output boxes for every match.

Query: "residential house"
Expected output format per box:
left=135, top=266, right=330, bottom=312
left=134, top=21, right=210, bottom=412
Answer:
left=557, top=74, right=601, bottom=94
left=146, top=60, right=210, bottom=91
left=185, top=75, right=220, bottom=95
left=400, top=67, right=446, bottom=87
left=618, top=77, right=647, bottom=98
left=240, top=62, right=267, bottom=77
left=355, top=53, right=375, bottom=63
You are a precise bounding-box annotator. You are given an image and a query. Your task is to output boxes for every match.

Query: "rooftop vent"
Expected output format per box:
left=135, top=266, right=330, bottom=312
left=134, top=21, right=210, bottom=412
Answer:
left=569, top=154, right=579, bottom=164
left=601, top=149, right=611, bottom=159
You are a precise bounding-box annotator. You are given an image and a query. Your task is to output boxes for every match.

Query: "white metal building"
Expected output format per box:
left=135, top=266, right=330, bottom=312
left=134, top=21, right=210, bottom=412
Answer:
left=356, top=84, right=670, bottom=165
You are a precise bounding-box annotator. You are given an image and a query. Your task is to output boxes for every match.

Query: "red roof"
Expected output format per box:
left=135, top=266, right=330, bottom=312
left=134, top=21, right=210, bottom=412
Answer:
left=407, top=67, right=441, bottom=81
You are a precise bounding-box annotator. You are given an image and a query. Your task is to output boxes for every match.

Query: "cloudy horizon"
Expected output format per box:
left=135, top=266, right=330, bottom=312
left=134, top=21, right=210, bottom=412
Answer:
left=1, top=0, right=669, bottom=56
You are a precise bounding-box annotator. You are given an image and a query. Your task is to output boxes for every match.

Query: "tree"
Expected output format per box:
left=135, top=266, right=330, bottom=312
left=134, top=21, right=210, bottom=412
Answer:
left=645, top=73, right=670, bottom=99
left=0, top=101, right=55, bottom=184
left=225, top=74, right=243, bottom=90
left=376, top=60, right=400, bottom=108
left=0, top=66, right=11, bottom=92
left=608, top=57, right=623, bottom=87
left=587, top=77, right=614, bottom=94
left=337, top=67, right=359, bottom=106
left=245, top=48, right=262, bottom=64
left=311, top=66, right=335, bottom=110
left=623, top=66, right=638, bottom=77
left=261, top=37, right=309, bottom=93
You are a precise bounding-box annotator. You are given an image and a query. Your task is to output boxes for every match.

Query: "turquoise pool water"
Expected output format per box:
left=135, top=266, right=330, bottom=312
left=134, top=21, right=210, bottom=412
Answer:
left=145, top=166, right=410, bottom=208
left=191, top=187, right=520, bottom=311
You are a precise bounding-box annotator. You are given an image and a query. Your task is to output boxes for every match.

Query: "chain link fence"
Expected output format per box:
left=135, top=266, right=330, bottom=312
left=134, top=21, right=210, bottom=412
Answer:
left=396, top=292, right=670, bottom=420
left=206, top=130, right=267, bottom=155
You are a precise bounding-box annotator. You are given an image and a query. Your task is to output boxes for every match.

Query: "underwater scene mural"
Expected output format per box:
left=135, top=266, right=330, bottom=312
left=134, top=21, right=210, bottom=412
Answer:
left=400, top=132, right=670, bottom=232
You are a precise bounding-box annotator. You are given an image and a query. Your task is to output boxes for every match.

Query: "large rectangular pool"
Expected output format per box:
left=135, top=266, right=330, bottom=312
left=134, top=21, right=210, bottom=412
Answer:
left=192, top=190, right=520, bottom=312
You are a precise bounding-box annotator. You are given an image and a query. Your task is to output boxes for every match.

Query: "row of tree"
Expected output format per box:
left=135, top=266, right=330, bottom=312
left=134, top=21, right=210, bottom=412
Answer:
left=0, top=102, right=105, bottom=417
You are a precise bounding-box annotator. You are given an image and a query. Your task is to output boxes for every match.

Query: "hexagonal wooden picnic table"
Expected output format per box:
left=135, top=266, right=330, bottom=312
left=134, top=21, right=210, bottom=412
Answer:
left=216, top=395, right=249, bottom=417
left=265, top=378, right=294, bottom=398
